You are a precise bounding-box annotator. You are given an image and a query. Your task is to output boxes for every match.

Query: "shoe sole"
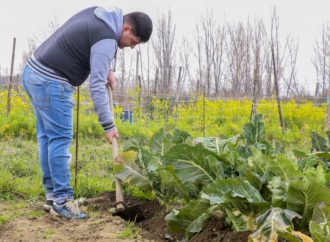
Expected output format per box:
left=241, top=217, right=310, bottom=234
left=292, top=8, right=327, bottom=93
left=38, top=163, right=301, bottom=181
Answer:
left=50, top=208, right=88, bottom=220
left=50, top=208, right=72, bottom=220
left=43, top=204, right=52, bottom=212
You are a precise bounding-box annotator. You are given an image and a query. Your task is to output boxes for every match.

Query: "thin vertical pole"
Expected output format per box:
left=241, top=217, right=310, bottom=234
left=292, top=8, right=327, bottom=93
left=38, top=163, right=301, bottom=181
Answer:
left=7, top=38, right=16, bottom=116
left=74, top=86, right=80, bottom=190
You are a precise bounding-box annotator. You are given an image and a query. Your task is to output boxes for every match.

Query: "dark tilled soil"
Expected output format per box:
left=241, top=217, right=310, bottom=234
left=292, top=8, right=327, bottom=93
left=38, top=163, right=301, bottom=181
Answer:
left=86, top=192, right=250, bottom=242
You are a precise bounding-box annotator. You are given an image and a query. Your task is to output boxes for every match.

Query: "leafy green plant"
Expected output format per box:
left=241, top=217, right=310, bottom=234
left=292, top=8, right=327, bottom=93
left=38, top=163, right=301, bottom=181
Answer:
left=249, top=207, right=312, bottom=242
left=309, top=203, right=330, bottom=242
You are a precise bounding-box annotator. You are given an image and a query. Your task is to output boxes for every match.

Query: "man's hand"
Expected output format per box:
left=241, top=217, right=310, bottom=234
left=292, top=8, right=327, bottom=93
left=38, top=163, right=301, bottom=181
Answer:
left=107, top=71, right=116, bottom=90
left=105, top=129, right=120, bottom=144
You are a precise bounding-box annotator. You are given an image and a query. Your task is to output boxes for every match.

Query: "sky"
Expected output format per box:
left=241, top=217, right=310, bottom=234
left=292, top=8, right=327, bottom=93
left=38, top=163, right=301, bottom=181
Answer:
left=1, top=0, right=330, bottom=86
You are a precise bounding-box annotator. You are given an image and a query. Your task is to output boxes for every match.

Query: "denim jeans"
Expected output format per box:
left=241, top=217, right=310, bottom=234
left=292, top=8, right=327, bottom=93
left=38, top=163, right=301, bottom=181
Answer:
left=22, top=65, right=75, bottom=204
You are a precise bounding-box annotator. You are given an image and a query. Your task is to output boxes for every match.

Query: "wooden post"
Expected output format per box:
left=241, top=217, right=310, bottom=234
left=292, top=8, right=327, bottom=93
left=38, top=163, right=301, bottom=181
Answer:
left=271, top=45, right=285, bottom=133
left=7, top=37, right=16, bottom=116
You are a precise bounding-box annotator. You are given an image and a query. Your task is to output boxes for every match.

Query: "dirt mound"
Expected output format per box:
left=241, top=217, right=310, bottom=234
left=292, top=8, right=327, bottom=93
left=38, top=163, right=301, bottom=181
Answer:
left=86, top=192, right=250, bottom=242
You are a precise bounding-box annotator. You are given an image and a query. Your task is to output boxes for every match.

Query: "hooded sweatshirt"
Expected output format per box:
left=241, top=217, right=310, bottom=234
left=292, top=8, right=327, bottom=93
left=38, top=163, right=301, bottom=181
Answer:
left=28, top=6, right=123, bottom=132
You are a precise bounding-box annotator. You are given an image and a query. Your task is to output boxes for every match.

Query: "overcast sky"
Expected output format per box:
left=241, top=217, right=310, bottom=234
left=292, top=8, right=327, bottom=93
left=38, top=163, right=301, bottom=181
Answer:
left=1, top=0, right=329, bottom=84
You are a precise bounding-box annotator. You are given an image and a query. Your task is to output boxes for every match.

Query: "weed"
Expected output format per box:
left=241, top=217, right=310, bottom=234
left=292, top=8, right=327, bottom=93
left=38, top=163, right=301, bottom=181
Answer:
left=117, top=220, right=141, bottom=239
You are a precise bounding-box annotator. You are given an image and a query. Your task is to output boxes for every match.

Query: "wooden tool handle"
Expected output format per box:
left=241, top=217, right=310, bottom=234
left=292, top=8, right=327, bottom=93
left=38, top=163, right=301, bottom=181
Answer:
left=107, top=85, right=125, bottom=209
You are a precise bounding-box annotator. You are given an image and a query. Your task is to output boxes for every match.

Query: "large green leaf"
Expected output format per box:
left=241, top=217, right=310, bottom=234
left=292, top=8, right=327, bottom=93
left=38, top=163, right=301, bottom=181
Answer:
left=309, top=203, right=330, bottom=242
left=311, top=131, right=328, bottom=152
left=311, top=151, right=330, bottom=160
left=201, top=178, right=267, bottom=214
left=113, top=151, right=152, bottom=189
left=193, top=135, right=240, bottom=154
left=266, top=155, right=300, bottom=181
left=159, top=166, right=191, bottom=202
left=268, top=176, right=288, bottom=207
left=249, top=207, right=302, bottom=241
left=242, top=114, right=265, bottom=145
left=287, top=179, right=330, bottom=225
left=165, top=199, right=217, bottom=236
left=225, top=209, right=256, bottom=231
left=163, top=143, right=224, bottom=185
left=148, top=127, right=191, bottom=155
left=148, top=127, right=173, bottom=155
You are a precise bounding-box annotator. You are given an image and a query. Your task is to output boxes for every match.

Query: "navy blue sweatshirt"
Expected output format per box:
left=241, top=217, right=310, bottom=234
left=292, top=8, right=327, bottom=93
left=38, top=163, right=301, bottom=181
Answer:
left=28, top=6, right=123, bottom=132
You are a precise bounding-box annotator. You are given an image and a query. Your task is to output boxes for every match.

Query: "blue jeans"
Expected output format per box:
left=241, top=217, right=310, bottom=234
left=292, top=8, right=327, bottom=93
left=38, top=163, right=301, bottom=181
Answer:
left=22, top=65, right=75, bottom=204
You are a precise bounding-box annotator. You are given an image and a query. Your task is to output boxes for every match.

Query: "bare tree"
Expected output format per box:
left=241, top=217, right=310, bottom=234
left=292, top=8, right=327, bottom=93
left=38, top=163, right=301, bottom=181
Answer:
left=152, top=10, right=176, bottom=94
left=284, top=39, right=299, bottom=97
left=20, top=17, right=60, bottom=72
left=178, top=37, right=193, bottom=95
left=250, top=19, right=267, bottom=98
left=312, top=23, right=329, bottom=97
left=21, top=38, right=37, bottom=70
left=226, top=21, right=250, bottom=96
left=200, top=10, right=215, bottom=96
left=212, top=23, right=226, bottom=96
left=268, top=6, right=290, bottom=97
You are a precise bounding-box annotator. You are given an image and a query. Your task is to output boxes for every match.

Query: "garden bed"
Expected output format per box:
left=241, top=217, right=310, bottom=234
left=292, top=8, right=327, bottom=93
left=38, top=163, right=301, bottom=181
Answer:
left=86, top=192, right=250, bottom=242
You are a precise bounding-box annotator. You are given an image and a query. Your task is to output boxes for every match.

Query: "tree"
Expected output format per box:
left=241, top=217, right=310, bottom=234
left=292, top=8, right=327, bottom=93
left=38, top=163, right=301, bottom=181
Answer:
left=312, top=23, right=329, bottom=97
left=152, top=10, right=176, bottom=94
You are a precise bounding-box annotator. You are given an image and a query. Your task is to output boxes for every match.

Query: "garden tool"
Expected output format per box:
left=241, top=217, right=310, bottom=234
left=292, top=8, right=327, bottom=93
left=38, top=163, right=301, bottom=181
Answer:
left=107, top=85, right=144, bottom=222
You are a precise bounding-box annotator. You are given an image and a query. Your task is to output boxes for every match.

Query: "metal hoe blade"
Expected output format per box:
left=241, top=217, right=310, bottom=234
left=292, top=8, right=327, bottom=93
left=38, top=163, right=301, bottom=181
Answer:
left=112, top=203, right=145, bottom=222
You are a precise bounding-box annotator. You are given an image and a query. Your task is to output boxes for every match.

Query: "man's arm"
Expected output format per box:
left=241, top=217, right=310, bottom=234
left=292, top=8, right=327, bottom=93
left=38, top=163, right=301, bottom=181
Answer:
left=89, top=39, right=119, bottom=142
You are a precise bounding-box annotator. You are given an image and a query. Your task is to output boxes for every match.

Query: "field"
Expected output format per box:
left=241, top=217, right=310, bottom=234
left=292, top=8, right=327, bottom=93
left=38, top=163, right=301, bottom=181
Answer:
left=1, top=88, right=330, bottom=241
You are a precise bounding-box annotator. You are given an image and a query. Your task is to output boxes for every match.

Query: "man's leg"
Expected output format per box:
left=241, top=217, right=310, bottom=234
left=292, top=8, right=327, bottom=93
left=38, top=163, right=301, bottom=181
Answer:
left=22, top=66, right=86, bottom=219
left=22, top=66, right=54, bottom=209
left=35, top=111, right=54, bottom=210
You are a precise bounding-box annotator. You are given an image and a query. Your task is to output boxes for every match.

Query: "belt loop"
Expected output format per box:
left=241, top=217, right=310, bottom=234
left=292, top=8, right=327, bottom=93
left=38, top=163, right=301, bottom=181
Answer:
left=60, top=83, right=64, bottom=98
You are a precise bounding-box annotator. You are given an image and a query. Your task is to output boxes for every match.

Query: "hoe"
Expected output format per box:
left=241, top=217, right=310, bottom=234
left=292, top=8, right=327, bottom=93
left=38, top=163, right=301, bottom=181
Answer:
left=107, top=85, right=144, bottom=222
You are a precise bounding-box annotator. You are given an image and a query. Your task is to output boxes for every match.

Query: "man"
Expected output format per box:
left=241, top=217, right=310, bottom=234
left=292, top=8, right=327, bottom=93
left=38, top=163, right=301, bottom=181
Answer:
left=21, top=6, right=153, bottom=219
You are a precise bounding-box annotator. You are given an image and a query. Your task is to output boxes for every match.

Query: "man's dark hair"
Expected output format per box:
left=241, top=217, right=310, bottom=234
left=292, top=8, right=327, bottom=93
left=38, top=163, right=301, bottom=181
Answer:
left=124, top=12, right=153, bottom=42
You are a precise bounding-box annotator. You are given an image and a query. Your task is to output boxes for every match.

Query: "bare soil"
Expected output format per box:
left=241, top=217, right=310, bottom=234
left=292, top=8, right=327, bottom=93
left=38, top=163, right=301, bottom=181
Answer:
left=85, top=192, right=250, bottom=242
left=0, top=192, right=250, bottom=242
left=0, top=198, right=154, bottom=242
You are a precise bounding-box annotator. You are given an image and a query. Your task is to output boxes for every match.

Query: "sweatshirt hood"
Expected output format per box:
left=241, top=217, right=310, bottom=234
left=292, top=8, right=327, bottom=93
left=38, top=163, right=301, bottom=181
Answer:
left=94, top=6, right=123, bottom=41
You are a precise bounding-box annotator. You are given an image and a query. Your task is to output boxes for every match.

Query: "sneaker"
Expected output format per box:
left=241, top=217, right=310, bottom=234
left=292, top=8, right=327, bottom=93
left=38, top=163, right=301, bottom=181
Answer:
left=43, top=199, right=54, bottom=212
left=50, top=200, right=88, bottom=219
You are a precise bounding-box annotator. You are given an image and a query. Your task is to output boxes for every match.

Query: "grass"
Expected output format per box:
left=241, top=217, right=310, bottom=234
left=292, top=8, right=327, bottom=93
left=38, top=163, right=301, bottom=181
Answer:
left=39, top=228, right=55, bottom=239
left=117, top=220, right=141, bottom=239
left=0, top=214, right=12, bottom=225
left=0, top=138, right=116, bottom=201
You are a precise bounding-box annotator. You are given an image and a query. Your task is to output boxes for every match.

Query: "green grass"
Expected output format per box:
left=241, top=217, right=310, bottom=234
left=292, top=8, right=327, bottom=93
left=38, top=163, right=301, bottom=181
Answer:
left=39, top=228, right=55, bottom=239
left=0, top=214, right=12, bottom=225
left=117, top=220, right=141, bottom=239
left=0, top=138, right=116, bottom=201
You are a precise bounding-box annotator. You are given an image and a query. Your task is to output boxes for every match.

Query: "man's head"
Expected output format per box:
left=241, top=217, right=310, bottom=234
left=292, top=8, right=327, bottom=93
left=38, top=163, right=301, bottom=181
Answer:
left=119, top=12, right=153, bottom=49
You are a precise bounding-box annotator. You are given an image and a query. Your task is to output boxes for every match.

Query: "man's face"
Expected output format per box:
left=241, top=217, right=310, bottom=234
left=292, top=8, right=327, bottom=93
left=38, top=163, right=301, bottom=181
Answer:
left=119, top=24, right=141, bottom=49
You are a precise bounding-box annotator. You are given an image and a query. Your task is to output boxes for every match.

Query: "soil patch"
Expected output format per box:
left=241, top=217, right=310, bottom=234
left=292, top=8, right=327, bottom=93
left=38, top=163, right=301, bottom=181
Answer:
left=0, top=193, right=251, bottom=241
left=86, top=192, right=250, bottom=242
left=0, top=199, right=154, bottom=242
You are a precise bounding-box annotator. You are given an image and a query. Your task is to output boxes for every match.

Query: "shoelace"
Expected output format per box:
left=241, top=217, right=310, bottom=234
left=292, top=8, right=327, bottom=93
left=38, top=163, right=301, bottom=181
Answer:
left=66, top=201, right=81, bottom=215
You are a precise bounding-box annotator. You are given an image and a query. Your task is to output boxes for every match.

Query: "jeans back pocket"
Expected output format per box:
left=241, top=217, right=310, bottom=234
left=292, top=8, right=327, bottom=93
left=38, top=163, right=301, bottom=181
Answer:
left=27, top=79, right=49, bottom=110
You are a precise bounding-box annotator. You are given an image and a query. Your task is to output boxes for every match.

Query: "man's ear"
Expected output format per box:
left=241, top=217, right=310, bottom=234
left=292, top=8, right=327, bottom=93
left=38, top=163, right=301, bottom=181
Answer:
left=123, top=24, right=132, bottom=32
